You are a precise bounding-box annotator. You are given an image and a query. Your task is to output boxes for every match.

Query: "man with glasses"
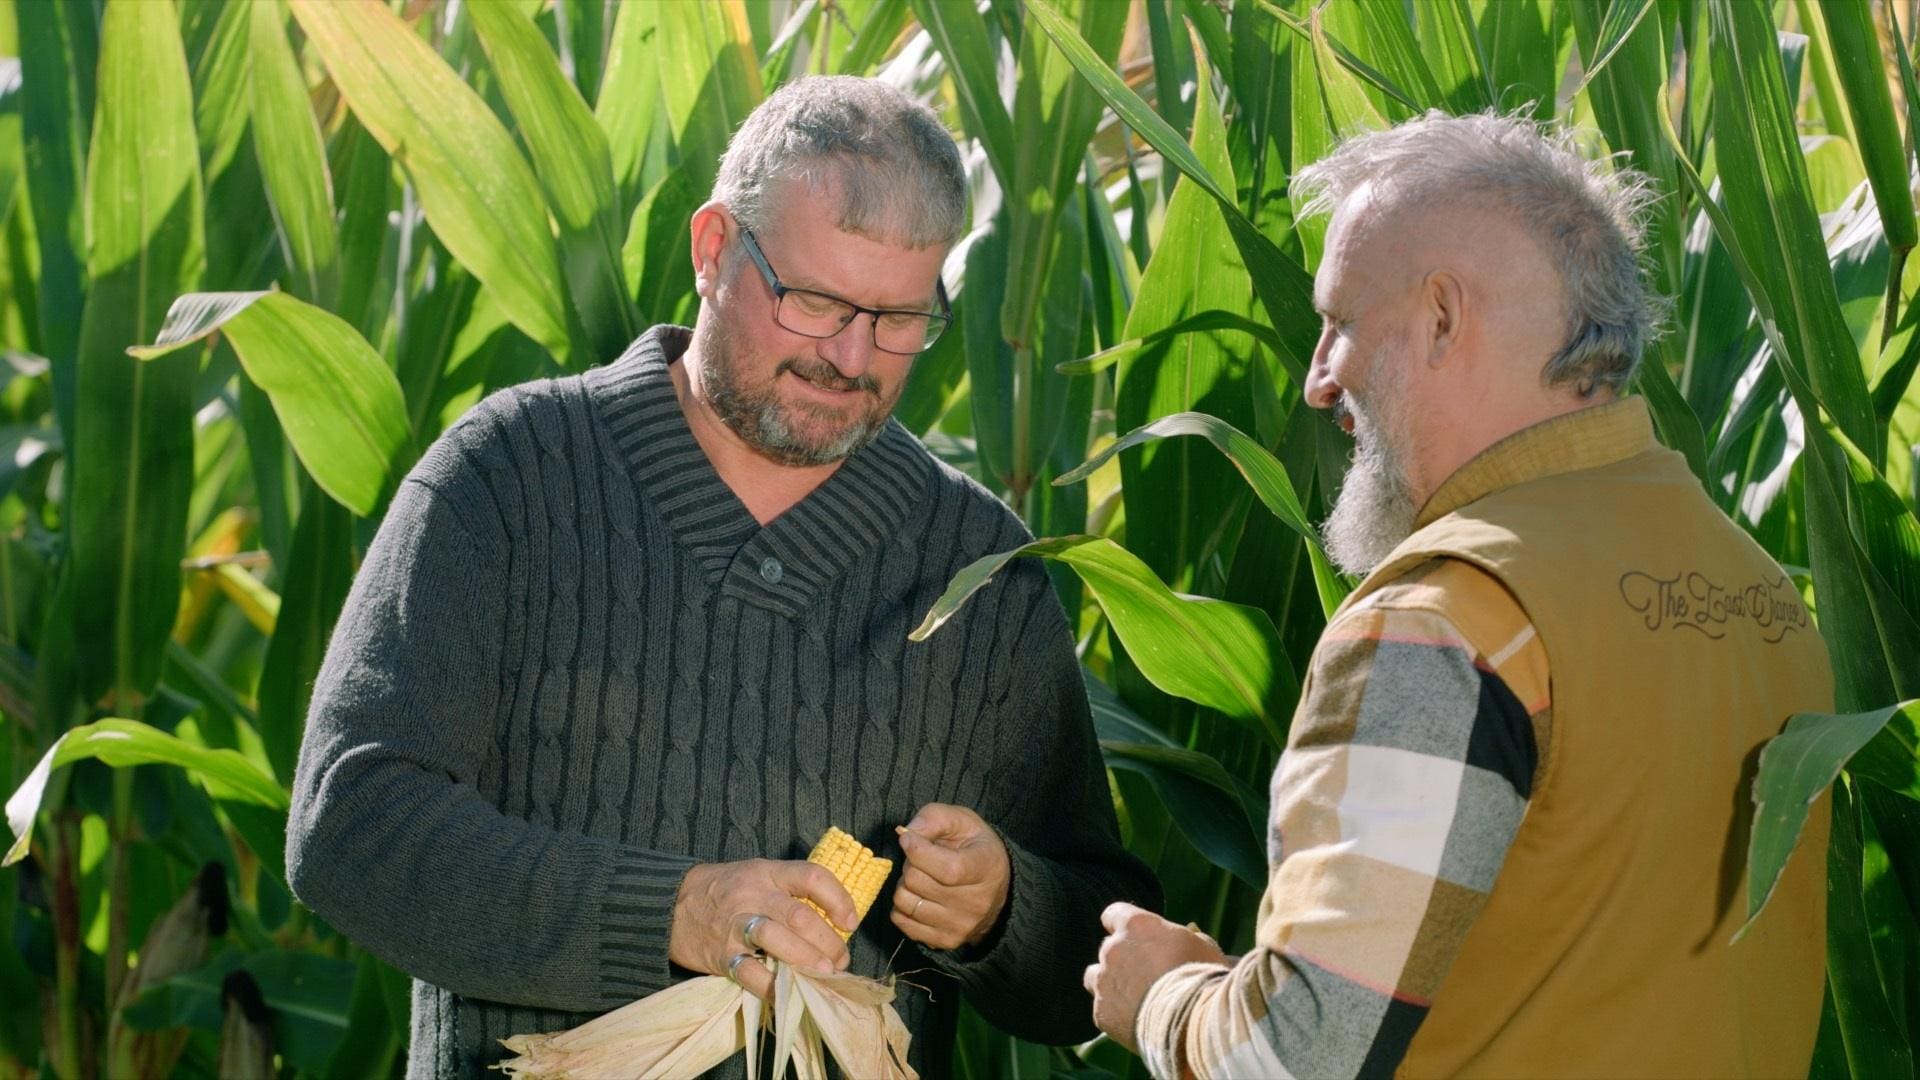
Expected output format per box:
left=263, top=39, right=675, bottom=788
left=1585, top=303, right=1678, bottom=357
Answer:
left=287, top=75, right=1158, bottom=1077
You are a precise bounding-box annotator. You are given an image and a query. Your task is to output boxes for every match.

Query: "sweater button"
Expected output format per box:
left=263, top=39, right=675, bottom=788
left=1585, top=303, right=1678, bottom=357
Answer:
left=759, top=556, right=784, bottom=585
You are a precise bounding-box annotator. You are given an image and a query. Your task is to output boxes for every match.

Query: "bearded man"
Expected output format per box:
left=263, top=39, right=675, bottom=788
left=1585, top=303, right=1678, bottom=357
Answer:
left=1085, top=112, right=1834, bottom=1078
left=287, top=76, right=1158, bottom=1078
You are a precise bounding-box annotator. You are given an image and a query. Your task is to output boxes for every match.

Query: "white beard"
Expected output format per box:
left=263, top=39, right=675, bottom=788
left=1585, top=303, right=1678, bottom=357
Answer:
left=1322, top=350, right=1418, bottom=577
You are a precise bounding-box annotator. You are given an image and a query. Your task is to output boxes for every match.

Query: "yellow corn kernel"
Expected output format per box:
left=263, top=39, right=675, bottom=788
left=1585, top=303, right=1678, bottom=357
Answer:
left=801, top=827, right=892, bottom=940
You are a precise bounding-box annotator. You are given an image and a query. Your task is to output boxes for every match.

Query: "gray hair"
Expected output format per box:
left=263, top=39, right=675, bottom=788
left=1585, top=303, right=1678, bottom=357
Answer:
left=1292, top=110, right=1667, bottom=396
left=711, top=75, right=967, bottom=249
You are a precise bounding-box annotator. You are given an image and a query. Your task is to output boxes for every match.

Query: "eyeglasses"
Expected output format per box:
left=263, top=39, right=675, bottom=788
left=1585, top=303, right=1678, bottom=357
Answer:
left=737, top=227, right=952, bottom=355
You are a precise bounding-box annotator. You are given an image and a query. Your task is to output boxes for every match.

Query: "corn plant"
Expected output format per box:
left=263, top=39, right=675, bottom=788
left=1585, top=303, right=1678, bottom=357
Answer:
left=0, top=1, right=1916, bottom=1077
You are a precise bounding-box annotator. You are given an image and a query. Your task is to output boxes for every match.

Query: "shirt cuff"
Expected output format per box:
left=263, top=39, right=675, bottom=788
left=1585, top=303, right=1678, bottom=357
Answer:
left=594, top=847, right=698, bottom=1006
left=1137, top=959, right=1233, bottom=1079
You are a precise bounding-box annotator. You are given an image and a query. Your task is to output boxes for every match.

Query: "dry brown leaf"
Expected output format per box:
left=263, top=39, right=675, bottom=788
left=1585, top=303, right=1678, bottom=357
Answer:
left=496, top=962, right=914, bottom=1080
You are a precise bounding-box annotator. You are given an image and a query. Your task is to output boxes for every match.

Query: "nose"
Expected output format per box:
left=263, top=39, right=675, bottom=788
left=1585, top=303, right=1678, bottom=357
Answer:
left=818, top=311, right=877, bottom=377
left=1304, top=322, right=1341, bottom=410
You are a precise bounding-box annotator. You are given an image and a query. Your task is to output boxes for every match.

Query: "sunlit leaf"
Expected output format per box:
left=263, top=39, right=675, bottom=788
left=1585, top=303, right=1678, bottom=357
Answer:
left=6, top=719, right=289, bottom=866
left=912, top=535, right=1287, bottom=743
left=288, top=0, right=571, bottom=361
left=1740, top=701, right=1919, bottom=937
left=130, top=291, right=410, bottom=517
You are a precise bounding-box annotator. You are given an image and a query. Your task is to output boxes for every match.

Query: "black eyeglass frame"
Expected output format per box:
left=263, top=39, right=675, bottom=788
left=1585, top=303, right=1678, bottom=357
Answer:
left=737, top=227, right=952, bottom=355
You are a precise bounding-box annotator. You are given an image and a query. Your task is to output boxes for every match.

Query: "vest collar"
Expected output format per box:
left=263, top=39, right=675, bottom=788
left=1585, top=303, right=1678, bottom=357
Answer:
left=586, top=325, right=928, bottom=618
left=1415, top=396, right=1656, bottom=530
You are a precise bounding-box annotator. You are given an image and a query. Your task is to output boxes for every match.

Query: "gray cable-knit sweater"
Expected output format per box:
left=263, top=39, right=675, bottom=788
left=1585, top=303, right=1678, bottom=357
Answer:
left=286, top=326, right=1160, bottom=1078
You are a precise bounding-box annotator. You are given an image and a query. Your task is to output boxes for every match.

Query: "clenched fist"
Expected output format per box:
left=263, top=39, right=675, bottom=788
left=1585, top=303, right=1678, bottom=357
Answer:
left=669, top=858, right=856, bottom=1000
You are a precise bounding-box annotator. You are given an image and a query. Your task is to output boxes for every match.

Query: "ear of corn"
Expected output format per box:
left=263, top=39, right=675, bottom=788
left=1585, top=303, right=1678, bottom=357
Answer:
left=801, top=826, right=891, bottom=940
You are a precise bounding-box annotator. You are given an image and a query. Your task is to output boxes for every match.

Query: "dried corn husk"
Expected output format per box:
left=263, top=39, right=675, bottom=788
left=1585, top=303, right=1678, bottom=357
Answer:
left=496, top=961, right=916, bottom=1080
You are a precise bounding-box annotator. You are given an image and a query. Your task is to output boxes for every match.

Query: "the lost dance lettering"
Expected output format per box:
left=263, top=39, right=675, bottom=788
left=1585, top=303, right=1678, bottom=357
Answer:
left=1617, top=569, right=1808, bottom=643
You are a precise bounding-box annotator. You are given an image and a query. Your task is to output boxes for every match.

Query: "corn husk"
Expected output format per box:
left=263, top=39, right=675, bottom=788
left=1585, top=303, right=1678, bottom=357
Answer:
left=496, top=961, right=916, bottom=1080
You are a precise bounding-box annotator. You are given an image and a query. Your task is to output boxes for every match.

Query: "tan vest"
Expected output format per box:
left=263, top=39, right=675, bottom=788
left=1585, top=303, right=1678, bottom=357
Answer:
left=1352, top=429, right=1832, bottom=1078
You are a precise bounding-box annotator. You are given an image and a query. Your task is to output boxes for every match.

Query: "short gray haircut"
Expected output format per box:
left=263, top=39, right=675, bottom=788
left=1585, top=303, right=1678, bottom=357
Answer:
left=1292, top=110, right=1667, bottom=396
left=711, top=75, right=967, bottom=249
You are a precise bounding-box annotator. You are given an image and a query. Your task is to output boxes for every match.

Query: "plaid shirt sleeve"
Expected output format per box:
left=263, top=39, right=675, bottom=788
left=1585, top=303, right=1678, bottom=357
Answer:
left=1135, top=558, right=1551, bottom=1079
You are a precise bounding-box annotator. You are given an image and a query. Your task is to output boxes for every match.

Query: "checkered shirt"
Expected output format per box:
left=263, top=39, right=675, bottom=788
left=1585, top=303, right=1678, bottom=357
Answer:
left=1134, top=556, right=1552, bottom=1079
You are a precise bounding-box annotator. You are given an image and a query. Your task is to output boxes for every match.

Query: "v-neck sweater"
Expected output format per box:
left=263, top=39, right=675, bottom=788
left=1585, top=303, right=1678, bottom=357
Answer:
left=287, top=326, right=1159, bottom=1078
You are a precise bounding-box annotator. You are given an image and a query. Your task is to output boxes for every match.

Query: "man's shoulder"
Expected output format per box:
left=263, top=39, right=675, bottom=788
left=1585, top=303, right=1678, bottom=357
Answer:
left=908, top=432, right=1033, bottom=552
left=1344, top=558, right=1541, bottom=676
left=416, top=372, right=597, bottom=482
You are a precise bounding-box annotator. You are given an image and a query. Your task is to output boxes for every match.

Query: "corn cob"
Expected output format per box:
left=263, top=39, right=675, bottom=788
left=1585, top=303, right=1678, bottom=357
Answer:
left=802, top=827, right=892, bottom=940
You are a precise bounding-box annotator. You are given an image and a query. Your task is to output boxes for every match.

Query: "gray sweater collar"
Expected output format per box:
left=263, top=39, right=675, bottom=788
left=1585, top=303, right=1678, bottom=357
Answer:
left=586, top=325, right=928, bottom=618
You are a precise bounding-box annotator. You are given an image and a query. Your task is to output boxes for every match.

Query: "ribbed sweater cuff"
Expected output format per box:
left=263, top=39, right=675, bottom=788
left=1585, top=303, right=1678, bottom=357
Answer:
left=595, top=848, right=697, bottom=1005
left=925, top=835, right=1064, bottom=988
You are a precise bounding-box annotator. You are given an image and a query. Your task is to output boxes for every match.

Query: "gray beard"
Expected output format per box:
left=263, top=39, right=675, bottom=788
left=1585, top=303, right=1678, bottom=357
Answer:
left=697, top=318, right=890, bottom=467
left=1321, top=359, right=1418, bottom=577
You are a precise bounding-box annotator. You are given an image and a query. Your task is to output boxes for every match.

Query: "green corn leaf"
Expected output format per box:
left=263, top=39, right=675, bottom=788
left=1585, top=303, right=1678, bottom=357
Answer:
left=1146, top=0, right=1195, bottom=137
left=1819, top=0, right=1916, bottom=352
left=911, top=0, right=1016, bottom=188
left=1112, top=73, right=1266, bottom=594
left=1253, top=0, right=1419, bottom=116
left=1852, top=789, right=1920, bottom=1074
left=1826, top=781, right=1917, bottom=1078
left=15, top=0, right=94, bottom=443
left=6, top=718, right=289, bottom=866
left=656, top=0, right=762, bottom=196
left=556, top=0, right=607, bottom=104
left=256, top=485, right=354, bottom=790
left=625, top=167, right=703, bottom=327
left=1100, top=740, right=1267, bottom=887
left=1702, top=0, right=1877, bottom=462
left=1740, top=701, right=1920, bottom=939
left=248, top=0, right=338, bottom=307
left=1335, top=0, right=1446, bottom=111
left=1057, top=412, right=1317, bottom=546
left=596, top=0, right=663, bottom=208
left=1416, top=0, right=1494, bottom=113
left=1570, top=0, right=1659, bottom=97
left=130, top=291, right=410, bottom=517
left=911, top=536, right=1288, bottom=744
left=1309, top=9, right=1393, bottom=131
left=329, top=118, right=394, bottom=339
left=965, top=211, right=1017, bottom=491
left=838, top=0, right=910, bottom=74
left=288, top=0, right=570, bottom=361
left=1570, top=0, right=1682, bottom=293
left=1024, top=0, right=1321, bottom=375
left=760, top=1, right=820, bottom=93
left=1475, top=0, right=1566, bottom=118
left=469, top=0, right=636, bottom=366
left=70, top=0, right=205, bottom=709
left=1003, top=0, right=1125, bottom=355
left=1057, top=310, right=1292, bottom=381
left=190, top=0, right=252, bottom=187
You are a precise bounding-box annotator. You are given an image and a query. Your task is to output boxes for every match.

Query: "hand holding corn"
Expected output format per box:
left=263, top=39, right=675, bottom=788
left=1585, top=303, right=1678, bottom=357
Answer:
left=668, top=857, right=857, bottom=1000
left=891, top=803, right=1012, bottom=952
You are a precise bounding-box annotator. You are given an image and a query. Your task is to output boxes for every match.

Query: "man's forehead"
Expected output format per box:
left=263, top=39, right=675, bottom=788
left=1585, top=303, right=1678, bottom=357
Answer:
left=755, top=217, right=944, bottom=309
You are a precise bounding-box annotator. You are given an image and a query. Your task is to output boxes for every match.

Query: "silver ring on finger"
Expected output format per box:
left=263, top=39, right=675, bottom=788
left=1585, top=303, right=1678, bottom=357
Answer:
left=727, top=952, right=754, bottom=984
left=912, top=895, right=925, bottom=919
left=743, top=914, right=770, bottom=949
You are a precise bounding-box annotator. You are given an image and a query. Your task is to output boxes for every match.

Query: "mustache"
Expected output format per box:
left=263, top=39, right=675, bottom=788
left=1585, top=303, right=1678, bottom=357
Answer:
left=780, top=356, right=880, bottom=395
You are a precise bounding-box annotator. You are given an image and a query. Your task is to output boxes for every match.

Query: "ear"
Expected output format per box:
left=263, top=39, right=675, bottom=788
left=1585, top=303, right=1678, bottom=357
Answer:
left=690, top=201, right=732, bottom=300
left=1422, top=268, right=1466, bottom=367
